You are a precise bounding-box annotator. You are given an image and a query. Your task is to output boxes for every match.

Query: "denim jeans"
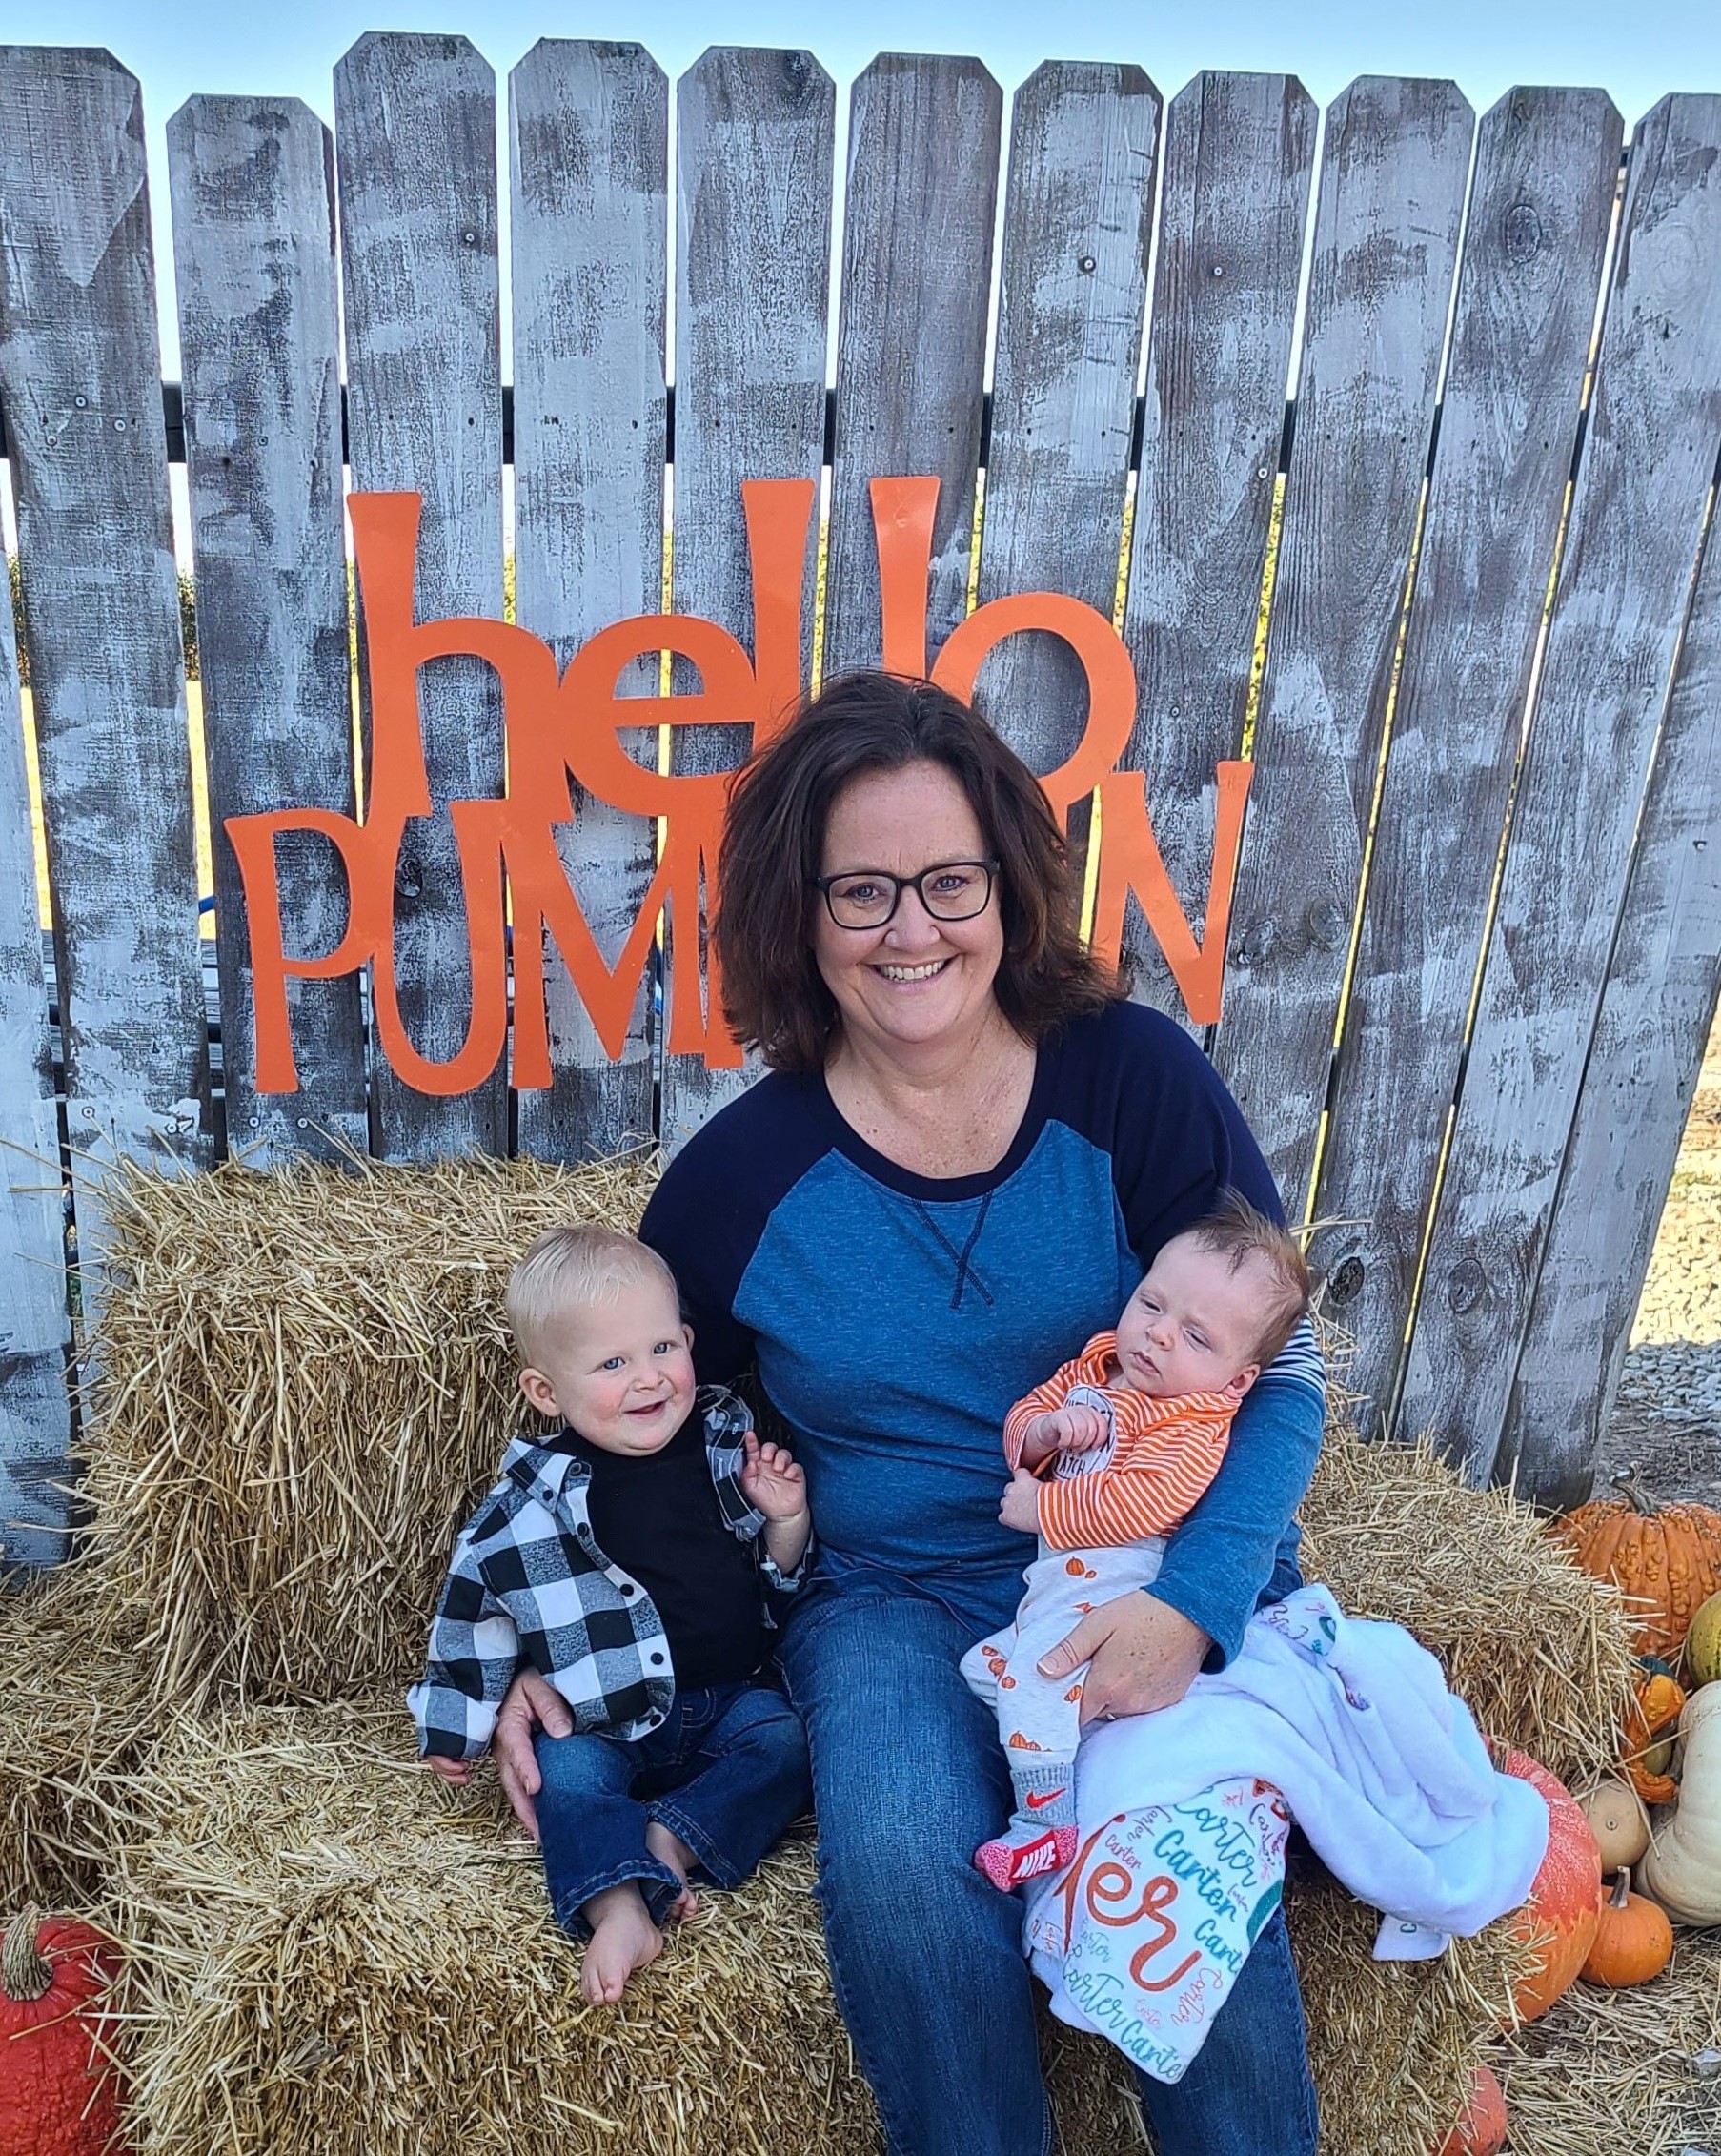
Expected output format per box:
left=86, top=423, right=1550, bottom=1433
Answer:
left=534, top=1678, right=811, bottom=1935
left=779, top=1579, right=1319, bottom=2156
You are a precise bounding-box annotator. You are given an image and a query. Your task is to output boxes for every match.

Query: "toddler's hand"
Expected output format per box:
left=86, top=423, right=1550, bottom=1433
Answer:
left=1046, top=1402, right=1109, bottom=1454
left=999, top=1467, right=1043, bottom=1534
left=425, top=1755, right=474, bottom=1786
left=741, top=1431, right=809, bottom=1522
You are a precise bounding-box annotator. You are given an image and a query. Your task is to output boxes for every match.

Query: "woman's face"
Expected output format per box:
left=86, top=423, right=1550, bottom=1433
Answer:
left=813, top=759, right=1005, bottom=1061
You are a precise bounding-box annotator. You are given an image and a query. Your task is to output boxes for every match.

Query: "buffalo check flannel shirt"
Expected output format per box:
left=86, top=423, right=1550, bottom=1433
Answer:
left=408, top=1390, right=807, bottom=1759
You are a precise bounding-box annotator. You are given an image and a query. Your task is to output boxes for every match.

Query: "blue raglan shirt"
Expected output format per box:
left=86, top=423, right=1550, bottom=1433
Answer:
left=639, top=1000, right=1326, bottom=1661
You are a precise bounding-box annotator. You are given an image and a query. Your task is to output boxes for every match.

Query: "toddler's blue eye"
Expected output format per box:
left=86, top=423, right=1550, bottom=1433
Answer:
left=653, top=1340, right=676, bottom=1354
left=600, top=1355, right=624, bottom=1371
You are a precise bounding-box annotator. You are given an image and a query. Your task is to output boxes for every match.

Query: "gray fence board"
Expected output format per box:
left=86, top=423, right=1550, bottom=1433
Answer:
left=510, top=40, right=666, bottom=1164
left=334, top=31, right=506, bottom=1160
left=823, top=52, right=1002, bottom=679
left=1308, top=89, right=1622, bottom=1428
left=1398, top=92, right=1721, bottom=1482
left=973, top=60, right=1159, bottom=876
left=0, top=45, right=212, bottom=1284
left=1500, top=494, right=1721, bottom=1509
left=0, top=526, right=71, bottom=1567
left=1210, top=77, right=1473, bottom=1209
left=1115, top=71, right=1316, bottom=1028
left=167, top=94, right=367, bottom=1168
left=659, top=47, right=834, bottom=1155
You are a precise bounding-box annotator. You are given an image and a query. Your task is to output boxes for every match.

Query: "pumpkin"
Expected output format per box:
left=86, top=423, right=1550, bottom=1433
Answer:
left=1578, top=1776, right=1652, bottom=1871
left=1640, top=1681, right=1721, bottom=1925
left=1580, top=1866, right=1674, bottom=1986
left=1685, top=1588, right=1721, bottom=1686
left=0, top=1902, right=125, bottom=2156
left=1434, top=2062, right=1508, bottom=2156
left=1552, top=1469, right=1721, bottom=1658
left=1622, top=1662, right=1688, bottom=1804
left=1500, top=1749, right=1604, bottom=2021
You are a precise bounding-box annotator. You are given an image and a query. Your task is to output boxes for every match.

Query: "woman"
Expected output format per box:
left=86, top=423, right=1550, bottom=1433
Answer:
left=495, top=672, right=1325, bottom=2155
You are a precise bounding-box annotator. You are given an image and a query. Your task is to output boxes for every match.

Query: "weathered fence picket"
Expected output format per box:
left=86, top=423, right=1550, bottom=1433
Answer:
left=334, top=32, right=507, bottom=1160
left=509, top=40, right=667, bottom=1164
left=1210, top=76, right=1473, bottom=1207
left=1307, top=88, right=1625, bottom=1432
left=1397, top=92, right=1721, bottom=1481
left=1114, top=72, right=1317, bottom=1029
left=0, top=47, right=213, bottom=1274
left=167, top=94, right=367, bottom=1169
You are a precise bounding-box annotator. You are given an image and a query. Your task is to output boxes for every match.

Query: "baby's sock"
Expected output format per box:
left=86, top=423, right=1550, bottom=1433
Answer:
left=973, top=1760, right=1078, bottom=1891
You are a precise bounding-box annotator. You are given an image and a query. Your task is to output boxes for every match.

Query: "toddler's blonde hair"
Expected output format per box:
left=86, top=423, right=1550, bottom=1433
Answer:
left=504, top=1224, right=679, bottom=1364
left=1179, top=1191, right=1312, bottom=1368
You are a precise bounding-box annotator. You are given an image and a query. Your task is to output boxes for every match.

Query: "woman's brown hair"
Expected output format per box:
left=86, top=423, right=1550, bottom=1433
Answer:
left=714, top=671, right=1121, bottom=1071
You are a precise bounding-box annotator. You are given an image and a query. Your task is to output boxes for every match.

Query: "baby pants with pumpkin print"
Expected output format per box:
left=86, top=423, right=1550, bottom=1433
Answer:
left=960, top=1533, right=1167, bottom=1890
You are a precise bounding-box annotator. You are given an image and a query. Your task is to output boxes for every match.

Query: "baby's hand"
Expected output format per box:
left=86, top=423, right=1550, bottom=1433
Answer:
left=999, top=1467, right=1043, bottom=1534
left=1033, top=1401, right=1109, bottom=1455
left=425, top=1754, right=474, bottom=1786
left=741, top=1431, right=808, bottom=1522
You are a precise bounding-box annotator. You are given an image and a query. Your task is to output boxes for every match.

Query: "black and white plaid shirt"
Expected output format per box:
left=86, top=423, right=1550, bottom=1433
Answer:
left=409, top=1391, right=807, bottom=1759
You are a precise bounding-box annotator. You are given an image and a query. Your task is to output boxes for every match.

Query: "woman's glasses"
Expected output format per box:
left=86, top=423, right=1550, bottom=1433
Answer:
left=811, top=858, right=1001, bottom=930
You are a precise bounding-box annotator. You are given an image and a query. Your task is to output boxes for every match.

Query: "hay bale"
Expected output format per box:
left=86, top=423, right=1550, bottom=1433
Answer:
left=0, top=1574, right=152, bottom=1908
left=71, top=1151, right=657, bottom=1712
left=1300, top=1423, right=1636, bottom=1787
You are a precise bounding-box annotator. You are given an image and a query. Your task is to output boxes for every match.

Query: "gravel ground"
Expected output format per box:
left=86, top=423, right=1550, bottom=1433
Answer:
left=1593, top=1010, right=1721, bottom=1510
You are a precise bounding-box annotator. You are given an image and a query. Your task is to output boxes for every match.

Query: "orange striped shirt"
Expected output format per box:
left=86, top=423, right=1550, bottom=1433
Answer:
left=1002, top=1332, right=1237, bottom=1553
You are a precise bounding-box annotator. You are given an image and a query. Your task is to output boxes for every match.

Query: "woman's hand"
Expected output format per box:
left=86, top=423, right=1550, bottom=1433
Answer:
left=494, top=1665, right=575, bottom=1843
left=1037, top=1593, right=1210, bottom=1725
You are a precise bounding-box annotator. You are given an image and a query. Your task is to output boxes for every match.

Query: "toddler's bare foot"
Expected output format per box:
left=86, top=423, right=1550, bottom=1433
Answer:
left=645, top=1820, right=700, bottom=1922
left=579, top=1883, right=663, bottom=2005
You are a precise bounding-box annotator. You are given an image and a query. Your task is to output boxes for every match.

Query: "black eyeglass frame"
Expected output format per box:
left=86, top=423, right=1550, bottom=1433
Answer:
left=810, top=857, right=1002, bottom=930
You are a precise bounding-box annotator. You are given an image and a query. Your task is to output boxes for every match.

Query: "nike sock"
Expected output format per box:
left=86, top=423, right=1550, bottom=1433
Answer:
left=972, top=1759, right=1079, bottom=1891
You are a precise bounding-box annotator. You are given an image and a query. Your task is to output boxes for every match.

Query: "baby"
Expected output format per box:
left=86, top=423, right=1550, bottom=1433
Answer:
left=409, top=1224, right=814, bottom=2004
left=961, top=1191, right=1312, bottom=1890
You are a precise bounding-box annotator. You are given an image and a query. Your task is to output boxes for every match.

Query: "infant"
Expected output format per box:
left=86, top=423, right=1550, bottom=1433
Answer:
left=409, top=1225, right=813, bottom=2003
left=961, top=1192, right=1312, bottom=1890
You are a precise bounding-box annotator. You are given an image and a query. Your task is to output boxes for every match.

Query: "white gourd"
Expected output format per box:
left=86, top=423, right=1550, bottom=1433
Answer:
left=1639, top=1684, right=1721, bottom=1925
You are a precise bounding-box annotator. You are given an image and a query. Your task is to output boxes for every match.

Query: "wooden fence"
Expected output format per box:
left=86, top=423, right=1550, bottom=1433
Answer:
left=2, top=38, right=1720, bottom=1569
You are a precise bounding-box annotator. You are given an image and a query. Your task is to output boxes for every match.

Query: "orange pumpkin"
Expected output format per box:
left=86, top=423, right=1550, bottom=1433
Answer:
left=1621, top=1663, right=1688, bottom=1805
left=1501, top=1750, right=1604, bottom=2021
left=0, top=1903, right=125, bottom=2156
left=1552, top=1469, right=1721, bottom=1658
left=1435, top=2063, right=1508, bottom=2156
left=1580, top=1867, right=1673, bottom=1988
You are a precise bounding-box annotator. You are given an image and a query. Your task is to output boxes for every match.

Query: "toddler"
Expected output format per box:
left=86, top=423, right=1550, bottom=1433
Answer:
left=410, top=1225, right=814, bottom=2004
left=962, top=1192, right=1312, bottom=1890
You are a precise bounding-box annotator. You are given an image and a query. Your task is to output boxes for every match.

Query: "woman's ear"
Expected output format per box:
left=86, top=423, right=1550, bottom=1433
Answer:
left=518, top=1365, right=559, bottom=1418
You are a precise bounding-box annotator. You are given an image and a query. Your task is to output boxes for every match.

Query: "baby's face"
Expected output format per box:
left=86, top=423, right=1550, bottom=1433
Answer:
left=1113, top=1237, right=1269, bottom=1400
left=518, top=1278, right=697, bottom=1456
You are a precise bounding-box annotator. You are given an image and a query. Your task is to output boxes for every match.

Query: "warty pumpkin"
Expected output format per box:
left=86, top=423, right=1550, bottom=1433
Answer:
left=0, top=1902, right=126, bottom=2156
left=1552, top=1469, right=1721, bottom=1658
left=1622, top=1662, right=1688, bottom=1805
left=1640, top=1681, right=1721, bottom=1925
left=1434, top=2062, right=1508, bottom=2156
left=1500, top=1749, right=1604, bottom=2021
left=1580, top=1866, right=1673, bottom=1986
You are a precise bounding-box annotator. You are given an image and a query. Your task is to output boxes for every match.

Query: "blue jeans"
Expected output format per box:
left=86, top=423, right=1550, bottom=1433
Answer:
left=779, top=1580, right=1319, bottom=2156
left=535, top=1679, right=811, bottom=1934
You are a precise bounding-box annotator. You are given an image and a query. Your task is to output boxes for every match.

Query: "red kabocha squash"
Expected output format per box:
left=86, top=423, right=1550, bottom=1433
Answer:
left=1551, top=1469, right=1721, bottom=1658
left=1580, top=1866, right=1673, bottom=1988
left=1500, top=1750, right=1604, bottom=2022
left=1435, top=2063, right=1508, bottom=2156
left=0, top=1903, right=125, bottom=2156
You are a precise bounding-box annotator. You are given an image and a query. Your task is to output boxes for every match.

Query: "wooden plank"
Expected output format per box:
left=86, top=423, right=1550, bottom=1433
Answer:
left=658, top=48, right=835, bottom=1155
left=0, top=47, right=212, bottom=1284
left=0, top=524, right=72, bottom=1568
left=1308, top=89, right=1622, bottom=1429
left=974, top=60, right=1159, bottom=872
left=1397, top=93, right=1721, bottom=1482
left=167, top=94, right=367, bottom=1169
left=823, top=53, right=1002, bottom=680
left=334, top=31, right=505, bottom=1160
left=1115, top=71, right=1316, bottom=1027
left=1210, top=77, right=1473, bottom=1208
left=1499, top=490, right=1721, bottom=1510
left=510, top=40, right=666, bottom=1165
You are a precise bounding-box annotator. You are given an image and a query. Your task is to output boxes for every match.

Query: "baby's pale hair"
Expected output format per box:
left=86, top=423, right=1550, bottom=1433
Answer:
left=1178, top=1190, right=1312, bottom=1368
left=504, top=1223, right=680, bottom=1364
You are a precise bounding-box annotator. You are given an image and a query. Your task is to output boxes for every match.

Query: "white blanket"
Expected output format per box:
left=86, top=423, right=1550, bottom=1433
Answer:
left=1022, top=1586, right=1549, bottom=2080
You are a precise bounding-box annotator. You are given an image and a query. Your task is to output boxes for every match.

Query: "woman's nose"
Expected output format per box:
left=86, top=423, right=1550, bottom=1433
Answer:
left=884, top=885, right=942, bottom=946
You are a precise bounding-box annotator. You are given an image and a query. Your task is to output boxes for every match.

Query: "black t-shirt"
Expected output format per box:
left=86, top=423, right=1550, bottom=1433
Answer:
left=558, top=1414, right=770, bottom=1690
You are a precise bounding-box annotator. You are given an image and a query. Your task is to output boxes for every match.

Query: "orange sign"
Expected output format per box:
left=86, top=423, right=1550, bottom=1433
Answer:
left=227, top=478, right=1250, bottom=1094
